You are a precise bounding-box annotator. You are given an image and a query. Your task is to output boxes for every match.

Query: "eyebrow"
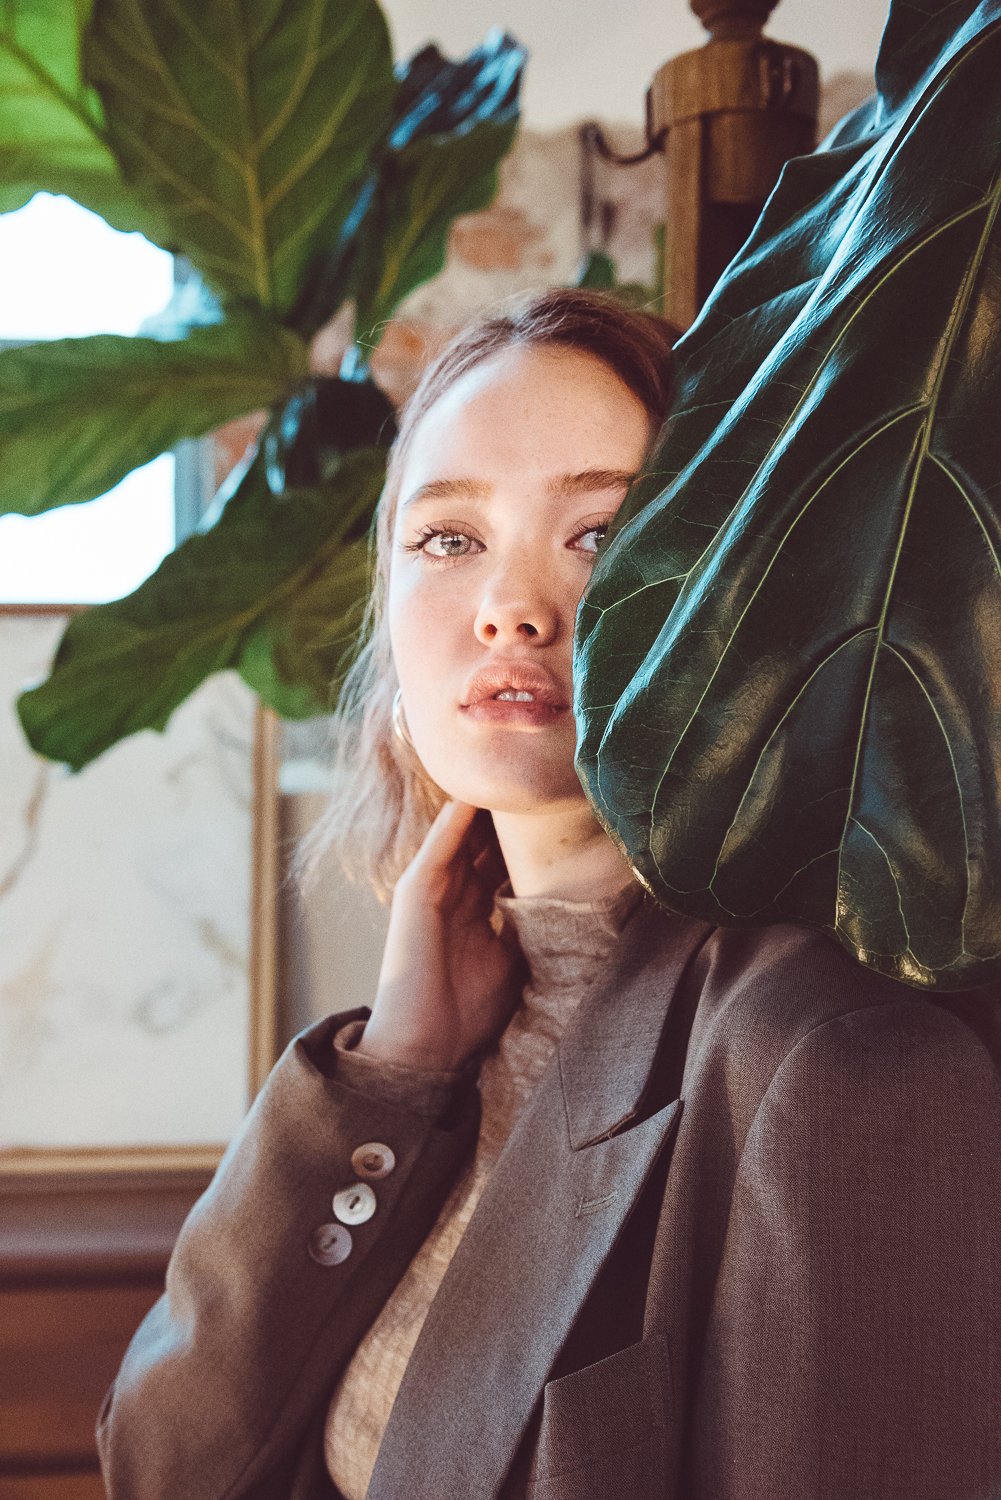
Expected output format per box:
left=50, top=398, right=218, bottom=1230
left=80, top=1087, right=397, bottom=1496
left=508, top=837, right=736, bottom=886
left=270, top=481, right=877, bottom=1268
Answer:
left=400, top=468, right=639, bottom=511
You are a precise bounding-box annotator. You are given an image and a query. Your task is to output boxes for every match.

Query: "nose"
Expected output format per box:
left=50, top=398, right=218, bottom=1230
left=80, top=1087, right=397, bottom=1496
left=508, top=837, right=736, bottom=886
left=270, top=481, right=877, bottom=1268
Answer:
left=472, top=560, right=563, bottom=647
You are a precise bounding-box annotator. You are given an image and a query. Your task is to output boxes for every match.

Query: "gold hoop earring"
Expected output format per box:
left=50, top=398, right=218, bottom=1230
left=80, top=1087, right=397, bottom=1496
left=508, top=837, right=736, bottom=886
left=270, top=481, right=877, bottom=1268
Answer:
left=391, top=687, right=415, bottom=751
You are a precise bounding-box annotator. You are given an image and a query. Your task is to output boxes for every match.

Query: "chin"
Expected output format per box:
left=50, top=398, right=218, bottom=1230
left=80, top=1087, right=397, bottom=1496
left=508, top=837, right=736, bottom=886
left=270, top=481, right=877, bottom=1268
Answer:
left=418, top=745, right=584, bottom=814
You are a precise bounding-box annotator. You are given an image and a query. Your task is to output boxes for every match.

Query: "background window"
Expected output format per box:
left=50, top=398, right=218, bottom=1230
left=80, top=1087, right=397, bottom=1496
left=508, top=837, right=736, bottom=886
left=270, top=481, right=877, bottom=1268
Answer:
left=0, top=193, right=211, bottom=604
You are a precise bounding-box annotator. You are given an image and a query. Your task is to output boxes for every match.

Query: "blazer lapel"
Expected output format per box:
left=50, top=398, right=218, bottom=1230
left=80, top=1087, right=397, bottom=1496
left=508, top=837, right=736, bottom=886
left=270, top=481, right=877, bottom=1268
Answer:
left=367, top=898, right=712, bottom=1500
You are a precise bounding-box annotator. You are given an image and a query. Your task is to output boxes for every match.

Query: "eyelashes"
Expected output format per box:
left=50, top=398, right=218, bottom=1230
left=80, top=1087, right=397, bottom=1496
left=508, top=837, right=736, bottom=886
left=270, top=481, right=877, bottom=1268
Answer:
left=401, top=520, right=611, bottom=564
left=400, top=525, right=471, bottom=561
left=576, top=523, right=611, bottom=553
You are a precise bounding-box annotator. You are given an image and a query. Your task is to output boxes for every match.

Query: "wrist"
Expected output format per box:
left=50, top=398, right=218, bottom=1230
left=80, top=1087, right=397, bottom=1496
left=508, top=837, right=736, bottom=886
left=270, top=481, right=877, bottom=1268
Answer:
left=353, top=1021, right=467, bottom=1075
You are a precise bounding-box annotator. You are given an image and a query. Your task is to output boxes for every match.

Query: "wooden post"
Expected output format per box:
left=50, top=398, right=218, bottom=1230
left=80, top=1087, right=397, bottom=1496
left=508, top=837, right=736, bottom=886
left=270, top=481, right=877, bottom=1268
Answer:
left=649, top=0, right=818, bottom=329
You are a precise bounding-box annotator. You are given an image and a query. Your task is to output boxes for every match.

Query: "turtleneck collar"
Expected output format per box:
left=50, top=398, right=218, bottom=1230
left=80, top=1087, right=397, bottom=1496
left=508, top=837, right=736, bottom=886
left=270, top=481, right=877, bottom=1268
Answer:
left=491, top=876, right=645, bottom=996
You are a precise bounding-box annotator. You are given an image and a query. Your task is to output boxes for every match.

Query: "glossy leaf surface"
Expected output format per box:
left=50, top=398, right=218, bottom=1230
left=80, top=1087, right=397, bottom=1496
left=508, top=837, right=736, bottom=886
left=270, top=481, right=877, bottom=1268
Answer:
left=17, top=443, right=384, bottom=769
left=0, top=0, right=164, bottom=235
left=575, top=0, right=1001, bottom=989
left=0, top=310, right=308, bottom=515
left=389, top=28, right=523, bottom=148
left=84, top=0, right=394, bottom=314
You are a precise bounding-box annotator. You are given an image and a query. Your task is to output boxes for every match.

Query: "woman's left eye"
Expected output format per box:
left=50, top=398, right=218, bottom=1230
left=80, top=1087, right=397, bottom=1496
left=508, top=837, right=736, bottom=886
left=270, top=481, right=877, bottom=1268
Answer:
left=573, top=523, right=610, bottom=554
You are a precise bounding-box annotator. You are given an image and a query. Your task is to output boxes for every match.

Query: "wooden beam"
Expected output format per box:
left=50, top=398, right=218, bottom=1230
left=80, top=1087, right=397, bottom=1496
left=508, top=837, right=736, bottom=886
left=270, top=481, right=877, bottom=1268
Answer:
left=649, top=0, right=819, bottom=328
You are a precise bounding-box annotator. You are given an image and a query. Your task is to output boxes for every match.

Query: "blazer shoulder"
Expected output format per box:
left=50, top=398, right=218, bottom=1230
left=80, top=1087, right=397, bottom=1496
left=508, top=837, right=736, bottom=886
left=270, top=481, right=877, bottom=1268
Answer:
left=742, top=986, right=1001, bottom=1213
left=774, top=986, right=1000, bottom=1101
left=680, top=916, right=999, bottom=1123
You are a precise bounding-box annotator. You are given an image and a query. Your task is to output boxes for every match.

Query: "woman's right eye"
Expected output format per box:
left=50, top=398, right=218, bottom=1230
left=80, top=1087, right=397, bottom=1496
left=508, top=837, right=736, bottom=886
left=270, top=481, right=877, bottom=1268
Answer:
left=404, top=526, right=482, bottom=562
left=425, top=531, right=473, bottom=558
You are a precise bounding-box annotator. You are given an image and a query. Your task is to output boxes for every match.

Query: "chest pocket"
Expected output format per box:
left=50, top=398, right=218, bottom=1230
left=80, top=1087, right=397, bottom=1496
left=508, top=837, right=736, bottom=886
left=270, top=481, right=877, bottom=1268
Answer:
left=525, top=1332, right=671, bottom=1499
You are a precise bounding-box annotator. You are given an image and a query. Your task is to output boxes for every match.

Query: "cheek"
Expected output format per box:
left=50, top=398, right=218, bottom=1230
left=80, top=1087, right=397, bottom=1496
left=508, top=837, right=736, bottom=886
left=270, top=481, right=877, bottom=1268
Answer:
left=388, top=570, right=463, bottom=689
left=387, top=573, right=473, bottom=793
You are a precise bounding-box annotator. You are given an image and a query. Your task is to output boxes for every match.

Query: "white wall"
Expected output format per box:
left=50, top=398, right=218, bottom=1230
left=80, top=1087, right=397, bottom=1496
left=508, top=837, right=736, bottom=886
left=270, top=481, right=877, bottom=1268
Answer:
left=380, top=0, right=890, bottom=131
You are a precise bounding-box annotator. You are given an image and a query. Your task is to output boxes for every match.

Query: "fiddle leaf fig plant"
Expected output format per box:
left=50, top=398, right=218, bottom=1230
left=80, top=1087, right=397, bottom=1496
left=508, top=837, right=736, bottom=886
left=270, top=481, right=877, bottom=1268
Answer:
left=575, top=0, right=1001, bottom=991
left=0, top=306, right=308, bottom=514
left=82, top=0, right=394, bottom=318
left=0, top=0, right=166, bottom=237
left=339, top=37, right=527, bottom=342
left=22, top=440, right=387, bottom=767
left=0, top=2, right=524, bottom=768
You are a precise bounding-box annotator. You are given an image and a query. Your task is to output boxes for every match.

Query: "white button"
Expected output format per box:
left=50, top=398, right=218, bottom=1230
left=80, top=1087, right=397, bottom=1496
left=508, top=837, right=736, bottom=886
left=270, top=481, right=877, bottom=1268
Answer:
left=308, top=1222, right=352, bottom=1266
left=333, top=1182, right=377, bottom=1225
left=351, top=1142, right=396, bottom=1180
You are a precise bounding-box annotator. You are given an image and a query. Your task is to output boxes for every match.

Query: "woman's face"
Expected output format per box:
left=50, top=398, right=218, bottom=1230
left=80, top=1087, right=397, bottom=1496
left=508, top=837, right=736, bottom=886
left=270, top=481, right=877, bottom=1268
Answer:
left=388, top=343, right=653, bottom=813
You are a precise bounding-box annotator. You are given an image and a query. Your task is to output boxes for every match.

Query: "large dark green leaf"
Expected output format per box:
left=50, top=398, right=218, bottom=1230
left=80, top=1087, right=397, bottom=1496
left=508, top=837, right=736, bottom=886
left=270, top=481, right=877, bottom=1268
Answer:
left=83, top=0, right=394, bottom=315
left=0, top=0, right=164, bottom=235
left=16, top=442, right=385, bottom=769
left=0, top=308, right=308, bottom=515
left=237, top=493, right=376, bottom=719
left=575, top=0, right=1001, bottom=990
left=263, top=372, right=396, bottom=496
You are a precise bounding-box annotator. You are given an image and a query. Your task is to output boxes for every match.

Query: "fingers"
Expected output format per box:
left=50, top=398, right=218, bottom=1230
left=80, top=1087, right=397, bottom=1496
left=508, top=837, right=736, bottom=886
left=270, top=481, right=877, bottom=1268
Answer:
left=414, top=799, right=480, bottom=872
left=407, top=801, right=511, bottom=927
left=465, top=809, right=507, bottom=891
left=471, top=835, right=507, bottom=892
left=409, top=800, right=488, bottom=910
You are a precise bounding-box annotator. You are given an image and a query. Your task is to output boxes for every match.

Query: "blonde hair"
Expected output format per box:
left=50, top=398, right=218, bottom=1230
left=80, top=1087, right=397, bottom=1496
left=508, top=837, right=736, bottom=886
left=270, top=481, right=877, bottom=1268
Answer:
left=290, top=287, right=679, bottom=904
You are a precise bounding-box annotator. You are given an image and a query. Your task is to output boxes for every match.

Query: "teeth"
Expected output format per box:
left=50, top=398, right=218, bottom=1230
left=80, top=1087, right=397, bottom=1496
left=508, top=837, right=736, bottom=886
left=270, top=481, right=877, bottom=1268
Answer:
left=495, top=689, right=535, bottom=702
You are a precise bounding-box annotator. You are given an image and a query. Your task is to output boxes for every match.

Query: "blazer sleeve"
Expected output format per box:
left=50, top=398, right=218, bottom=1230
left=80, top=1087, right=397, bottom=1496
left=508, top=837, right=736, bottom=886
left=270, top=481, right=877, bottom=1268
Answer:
left=689, top=996, right=1001, bottom=1500
left=96, top=1007, right=481, bottom=1500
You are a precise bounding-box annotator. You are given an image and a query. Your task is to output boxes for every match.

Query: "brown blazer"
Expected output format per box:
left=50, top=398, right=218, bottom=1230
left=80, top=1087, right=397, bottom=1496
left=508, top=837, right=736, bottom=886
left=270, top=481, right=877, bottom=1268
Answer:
left=96, top=898, right=1001, bottom=1500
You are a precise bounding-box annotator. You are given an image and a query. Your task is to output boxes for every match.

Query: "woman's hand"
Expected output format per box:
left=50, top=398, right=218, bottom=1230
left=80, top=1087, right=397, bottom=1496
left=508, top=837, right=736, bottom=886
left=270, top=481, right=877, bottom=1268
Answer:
left=356, top=801, right=526, bottom=1073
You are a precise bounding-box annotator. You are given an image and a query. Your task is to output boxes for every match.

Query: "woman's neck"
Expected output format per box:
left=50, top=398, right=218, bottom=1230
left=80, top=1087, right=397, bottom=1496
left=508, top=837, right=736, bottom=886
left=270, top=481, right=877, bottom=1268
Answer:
left=490, top=801, right=637, bottom=901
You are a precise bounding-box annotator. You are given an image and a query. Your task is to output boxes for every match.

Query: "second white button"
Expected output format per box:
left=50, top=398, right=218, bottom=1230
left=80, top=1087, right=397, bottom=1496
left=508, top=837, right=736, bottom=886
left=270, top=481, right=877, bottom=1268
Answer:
left=333, top=1182, right=377, bottom=1225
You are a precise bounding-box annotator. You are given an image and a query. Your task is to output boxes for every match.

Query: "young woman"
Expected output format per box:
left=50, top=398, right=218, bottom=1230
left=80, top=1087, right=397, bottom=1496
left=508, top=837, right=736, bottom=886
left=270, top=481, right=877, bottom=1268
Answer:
left=97, top=290, right=1001, bottom=1500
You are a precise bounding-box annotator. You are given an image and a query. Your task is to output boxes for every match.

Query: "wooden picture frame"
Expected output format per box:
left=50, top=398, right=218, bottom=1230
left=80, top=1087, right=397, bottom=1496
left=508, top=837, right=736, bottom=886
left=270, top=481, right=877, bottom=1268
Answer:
left=0, top=603, right=280, bottom=1180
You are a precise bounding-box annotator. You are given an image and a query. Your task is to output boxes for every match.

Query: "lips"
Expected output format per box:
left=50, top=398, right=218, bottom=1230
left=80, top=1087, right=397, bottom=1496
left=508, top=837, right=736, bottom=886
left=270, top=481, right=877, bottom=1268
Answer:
left=460, top=659, right=569, bottom=708
left=460, top=659, right=570, bottom=731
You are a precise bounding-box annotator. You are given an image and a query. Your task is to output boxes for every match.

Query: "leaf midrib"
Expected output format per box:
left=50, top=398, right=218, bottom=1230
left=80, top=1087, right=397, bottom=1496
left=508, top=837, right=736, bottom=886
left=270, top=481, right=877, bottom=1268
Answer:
left=0, top=365, right=299, bottom=422
left=223, top=0, right=270, bottom=306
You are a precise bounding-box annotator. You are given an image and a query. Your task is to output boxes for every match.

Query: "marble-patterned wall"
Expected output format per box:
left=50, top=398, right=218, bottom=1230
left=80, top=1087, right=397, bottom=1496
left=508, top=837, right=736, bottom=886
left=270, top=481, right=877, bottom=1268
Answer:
left=0, top=611, right=258, bottom=1153
left=277, top=778, right=390, bottom=1044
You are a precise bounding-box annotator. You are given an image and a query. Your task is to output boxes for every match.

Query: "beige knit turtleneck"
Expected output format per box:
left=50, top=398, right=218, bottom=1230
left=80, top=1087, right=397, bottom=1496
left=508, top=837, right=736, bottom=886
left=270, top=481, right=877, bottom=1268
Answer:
left=322, top=876, right=644, bottom=1500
